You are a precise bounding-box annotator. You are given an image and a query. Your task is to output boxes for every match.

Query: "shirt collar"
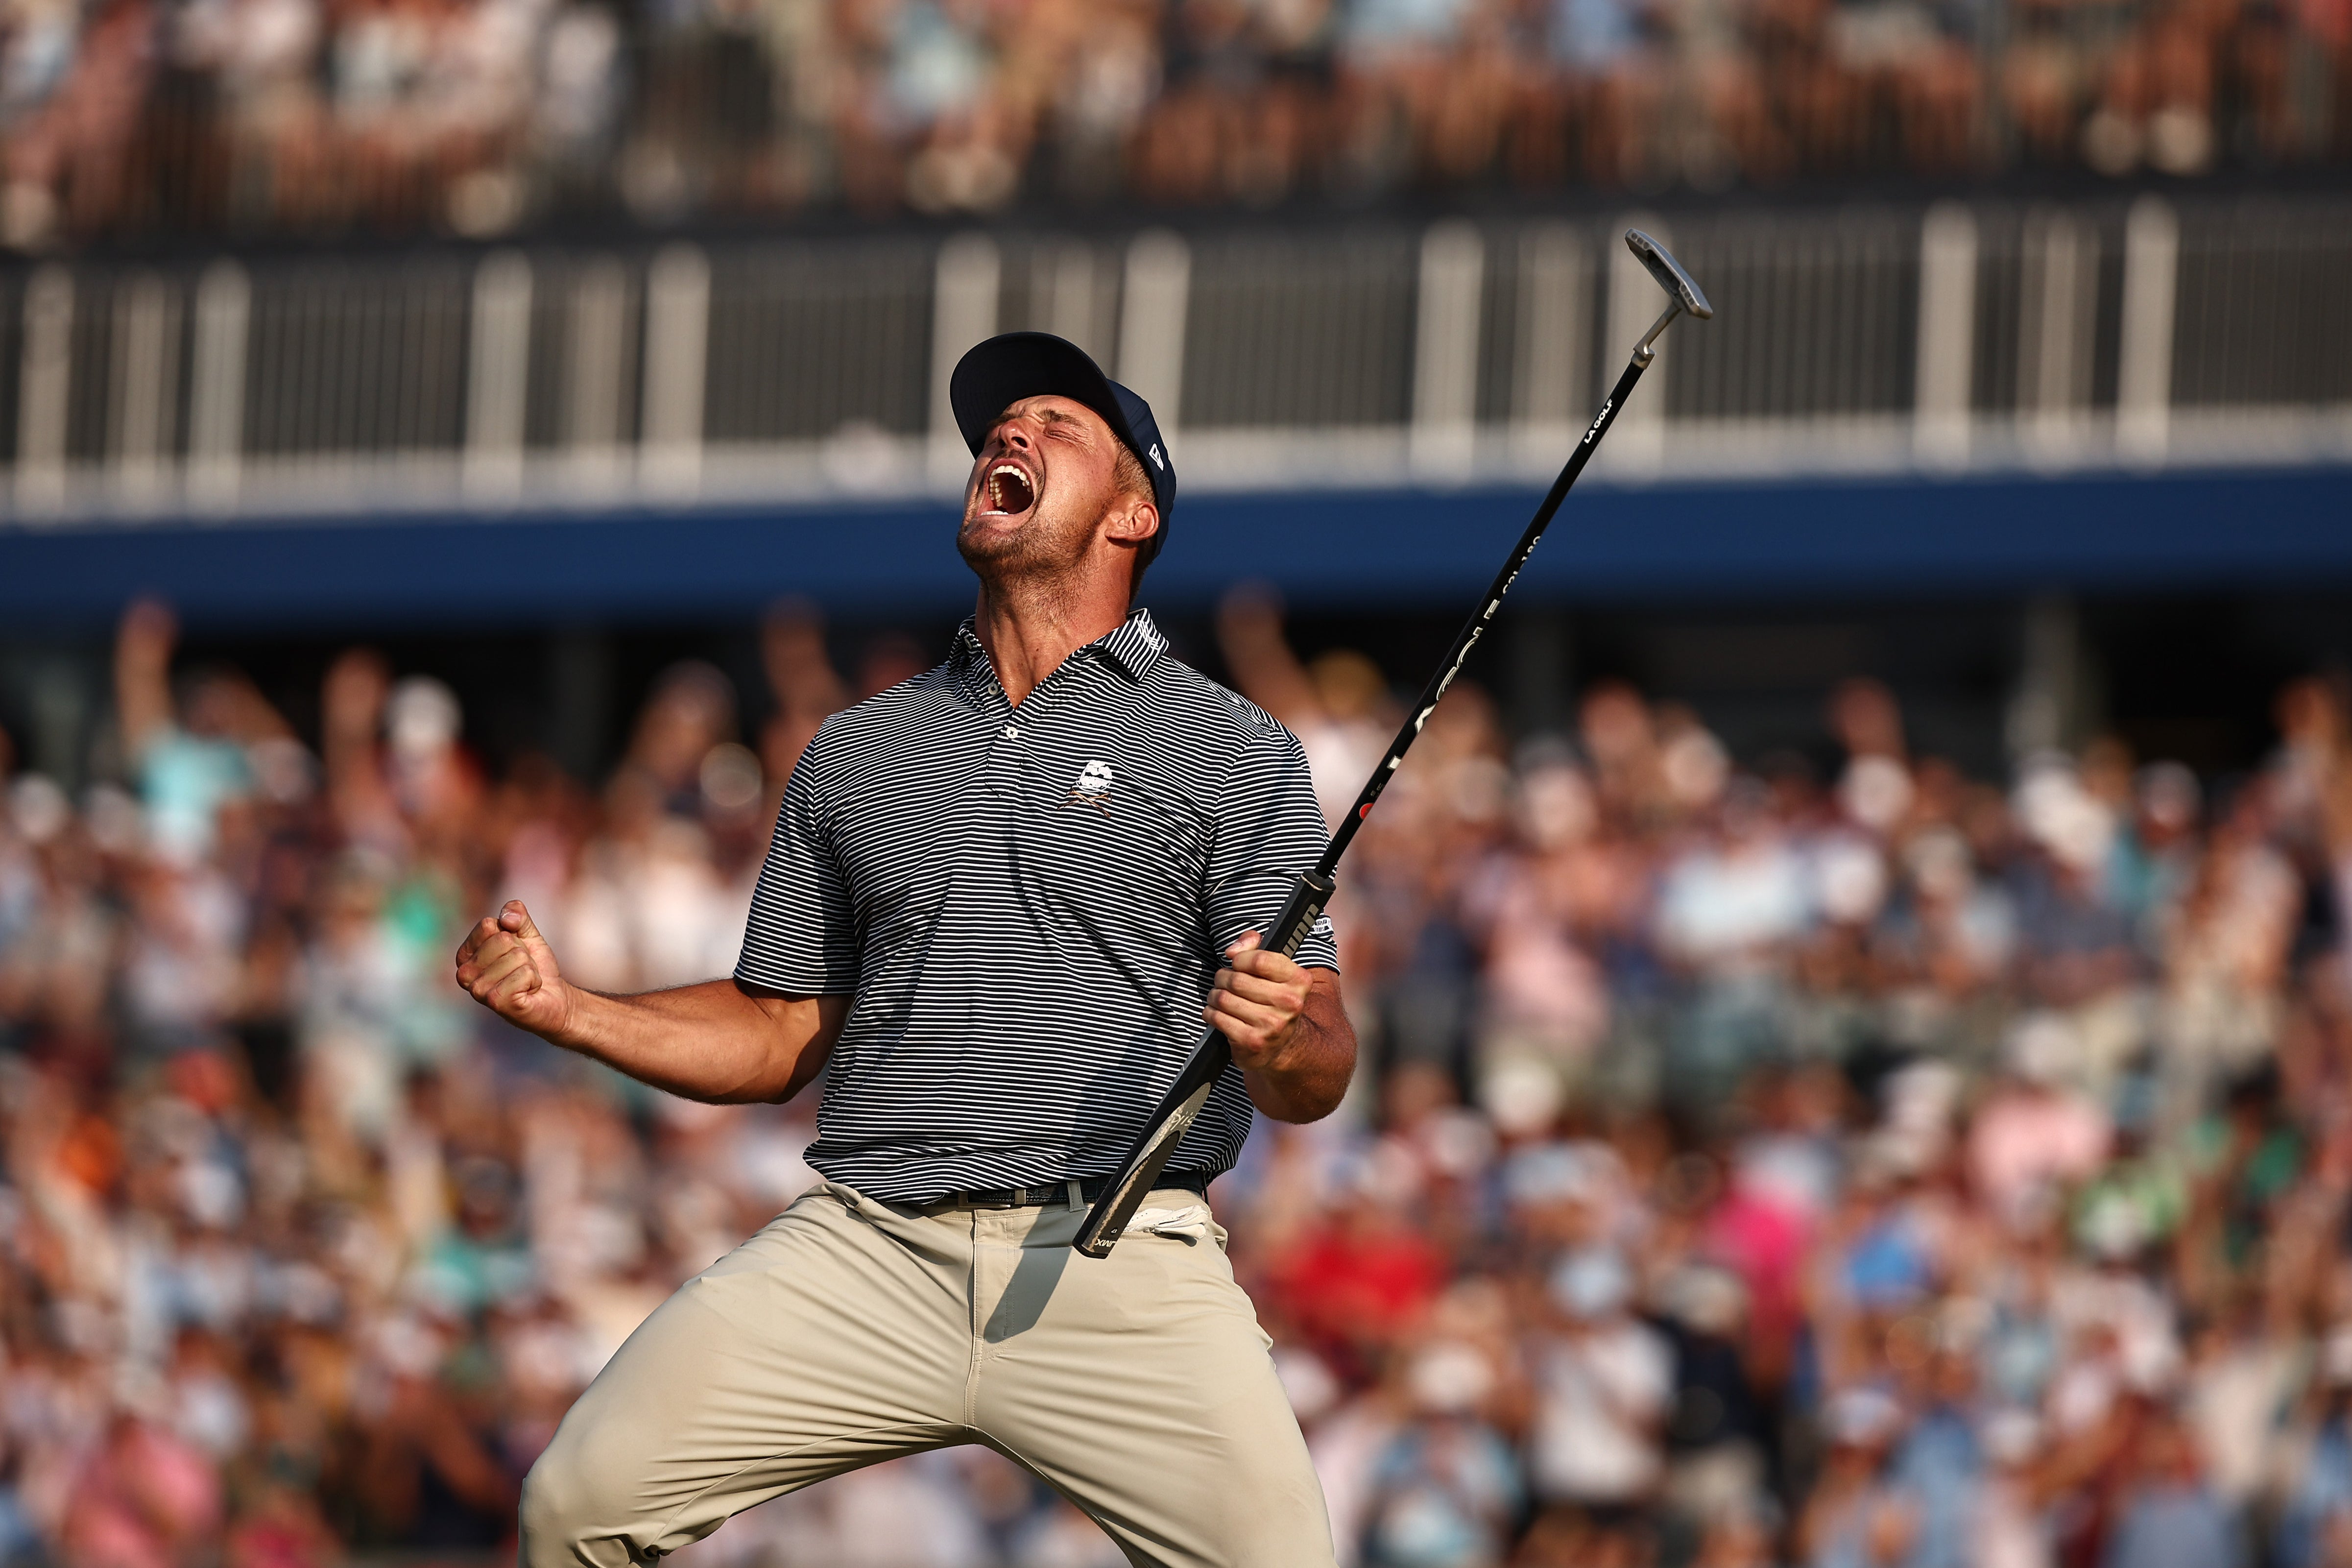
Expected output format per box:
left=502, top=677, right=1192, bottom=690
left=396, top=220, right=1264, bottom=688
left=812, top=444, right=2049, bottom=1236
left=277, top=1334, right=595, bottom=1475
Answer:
left=951, top=608, right=1168, bottom=692
left=1095, top=607, right=1169, bottom=682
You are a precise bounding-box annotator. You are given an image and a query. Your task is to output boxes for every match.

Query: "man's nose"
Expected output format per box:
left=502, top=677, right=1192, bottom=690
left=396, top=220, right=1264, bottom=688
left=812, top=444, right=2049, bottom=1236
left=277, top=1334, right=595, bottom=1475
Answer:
left=991, top=417, right=1033, bottom=453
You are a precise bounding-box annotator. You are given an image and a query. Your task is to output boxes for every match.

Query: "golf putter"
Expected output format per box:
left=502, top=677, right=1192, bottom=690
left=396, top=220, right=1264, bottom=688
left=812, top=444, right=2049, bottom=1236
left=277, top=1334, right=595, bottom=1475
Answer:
left=1074, top=230, right=1712, bottom=1259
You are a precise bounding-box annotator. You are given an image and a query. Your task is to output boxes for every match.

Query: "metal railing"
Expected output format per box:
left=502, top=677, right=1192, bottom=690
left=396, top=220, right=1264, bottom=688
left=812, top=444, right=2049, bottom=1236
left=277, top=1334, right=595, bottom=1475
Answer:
left=5, top=194, right=2349, bottom=522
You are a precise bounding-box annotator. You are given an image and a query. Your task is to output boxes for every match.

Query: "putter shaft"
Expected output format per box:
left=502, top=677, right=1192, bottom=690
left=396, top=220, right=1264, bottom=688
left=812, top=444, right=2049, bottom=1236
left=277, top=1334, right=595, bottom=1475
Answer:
left=1074, top=233, right=1708, bottom=1259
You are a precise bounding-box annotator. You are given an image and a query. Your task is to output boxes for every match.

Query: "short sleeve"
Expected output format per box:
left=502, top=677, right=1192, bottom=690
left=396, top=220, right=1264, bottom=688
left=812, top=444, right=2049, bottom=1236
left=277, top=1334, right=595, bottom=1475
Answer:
left=1203, top=718, right=1341, bottom=971
left=734, top=723, right=860, bottom=993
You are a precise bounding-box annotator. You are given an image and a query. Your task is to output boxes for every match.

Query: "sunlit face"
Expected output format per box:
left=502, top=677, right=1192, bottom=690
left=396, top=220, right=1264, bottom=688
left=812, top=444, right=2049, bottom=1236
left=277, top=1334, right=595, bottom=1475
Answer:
left=957, top=395, right=1143, bottom=580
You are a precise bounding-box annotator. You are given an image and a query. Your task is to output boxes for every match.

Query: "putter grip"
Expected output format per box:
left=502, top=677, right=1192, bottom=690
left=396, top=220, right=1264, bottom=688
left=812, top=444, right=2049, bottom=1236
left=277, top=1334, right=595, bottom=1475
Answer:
left=1073, top=869, right=1338, bottom=1258
left=1258, top=868, right=1340, bottom=964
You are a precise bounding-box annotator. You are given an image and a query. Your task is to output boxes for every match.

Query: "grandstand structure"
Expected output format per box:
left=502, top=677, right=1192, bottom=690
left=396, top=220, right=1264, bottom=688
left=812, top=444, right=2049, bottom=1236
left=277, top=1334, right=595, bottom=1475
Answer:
left=2, top=192, right=2349, bottom=623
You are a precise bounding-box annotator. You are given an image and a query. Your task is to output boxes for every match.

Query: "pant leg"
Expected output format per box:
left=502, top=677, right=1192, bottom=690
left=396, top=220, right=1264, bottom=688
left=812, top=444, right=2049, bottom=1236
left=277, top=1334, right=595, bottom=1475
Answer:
left=520, top=1182, right=974, bottom=1567
left=967, top=1190, right=1338, bottom=1568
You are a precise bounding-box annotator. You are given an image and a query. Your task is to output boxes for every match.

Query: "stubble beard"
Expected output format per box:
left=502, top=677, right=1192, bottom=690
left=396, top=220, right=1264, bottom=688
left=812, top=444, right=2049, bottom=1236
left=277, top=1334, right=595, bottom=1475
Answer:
left=957, top=494, right=1098, bottom=598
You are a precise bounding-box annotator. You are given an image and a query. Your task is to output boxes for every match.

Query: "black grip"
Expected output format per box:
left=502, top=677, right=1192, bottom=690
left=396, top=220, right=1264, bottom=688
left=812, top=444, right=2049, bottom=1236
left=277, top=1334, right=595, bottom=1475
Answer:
left=1267, top=868, right=1338, bottom=961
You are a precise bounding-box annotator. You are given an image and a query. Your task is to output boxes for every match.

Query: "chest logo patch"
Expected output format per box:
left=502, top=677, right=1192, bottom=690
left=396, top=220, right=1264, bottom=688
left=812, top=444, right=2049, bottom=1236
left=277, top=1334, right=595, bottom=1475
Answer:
left=1066, top=759, right=1116, bottom=812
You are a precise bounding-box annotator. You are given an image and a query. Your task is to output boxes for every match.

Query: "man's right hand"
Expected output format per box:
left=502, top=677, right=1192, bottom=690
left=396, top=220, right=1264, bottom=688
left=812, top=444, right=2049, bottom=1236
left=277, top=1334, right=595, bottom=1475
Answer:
left=453, top=902, right=843, bottom=1104
left=455, top=900, right=576, bottom=1039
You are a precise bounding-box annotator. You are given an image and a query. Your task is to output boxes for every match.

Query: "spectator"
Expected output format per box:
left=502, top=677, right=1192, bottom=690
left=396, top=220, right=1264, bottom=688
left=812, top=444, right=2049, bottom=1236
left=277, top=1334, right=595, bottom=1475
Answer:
left=2277, top=1333, right=2352, bottom=1568
left=1363, top=1339, right=1522, bottom=1568
left=2099, top=1413, right=2244, bottom=1568
left=1524, top=1247, right=1673, bottom=1519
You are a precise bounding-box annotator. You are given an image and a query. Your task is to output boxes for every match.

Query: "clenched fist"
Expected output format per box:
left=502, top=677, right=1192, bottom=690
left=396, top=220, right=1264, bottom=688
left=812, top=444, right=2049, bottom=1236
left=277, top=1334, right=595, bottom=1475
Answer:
left=454, top=900, right=576, bottom=1039
left=1205, top=930, right=1314, bottom=1070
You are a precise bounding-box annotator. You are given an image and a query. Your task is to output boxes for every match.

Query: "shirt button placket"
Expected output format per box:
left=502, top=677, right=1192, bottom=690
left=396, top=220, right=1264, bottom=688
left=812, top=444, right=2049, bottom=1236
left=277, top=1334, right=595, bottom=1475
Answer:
left=988, top=717, right=1024, bottom=799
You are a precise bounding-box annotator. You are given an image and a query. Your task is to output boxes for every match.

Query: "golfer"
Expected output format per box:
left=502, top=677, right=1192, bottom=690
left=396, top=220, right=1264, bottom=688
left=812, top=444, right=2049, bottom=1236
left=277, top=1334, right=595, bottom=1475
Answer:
left=455, top=332, right=1355, bottom=1567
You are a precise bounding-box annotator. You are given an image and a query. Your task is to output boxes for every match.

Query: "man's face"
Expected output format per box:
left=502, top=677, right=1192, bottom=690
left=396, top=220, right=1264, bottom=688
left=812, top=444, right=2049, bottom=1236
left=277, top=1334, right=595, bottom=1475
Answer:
left=958, top=395, right=1139, bottom=579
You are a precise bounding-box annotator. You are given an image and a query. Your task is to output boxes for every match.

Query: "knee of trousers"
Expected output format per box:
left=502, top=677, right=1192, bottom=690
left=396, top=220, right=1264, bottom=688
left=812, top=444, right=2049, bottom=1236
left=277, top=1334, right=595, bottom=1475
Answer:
left=519, top=1424, right=637, bottom=1567
left=517, top=1452, right=582, bottom=1563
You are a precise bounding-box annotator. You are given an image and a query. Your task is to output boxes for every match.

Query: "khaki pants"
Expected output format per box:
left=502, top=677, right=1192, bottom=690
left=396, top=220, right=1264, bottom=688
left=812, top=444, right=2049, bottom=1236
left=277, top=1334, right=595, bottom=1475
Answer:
left=520, top=1181, right=1336, bottom=1567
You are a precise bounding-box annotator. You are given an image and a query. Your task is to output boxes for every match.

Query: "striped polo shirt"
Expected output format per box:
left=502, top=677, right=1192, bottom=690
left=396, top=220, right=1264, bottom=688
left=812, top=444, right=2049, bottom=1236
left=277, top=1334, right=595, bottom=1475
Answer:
left=734, top=607, right=1341, bottom=1205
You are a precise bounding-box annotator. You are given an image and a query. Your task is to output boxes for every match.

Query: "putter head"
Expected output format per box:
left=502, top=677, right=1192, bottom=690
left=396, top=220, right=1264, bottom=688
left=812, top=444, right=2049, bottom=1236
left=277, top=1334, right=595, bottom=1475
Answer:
left=1625, top=230, right=1713, bottom=320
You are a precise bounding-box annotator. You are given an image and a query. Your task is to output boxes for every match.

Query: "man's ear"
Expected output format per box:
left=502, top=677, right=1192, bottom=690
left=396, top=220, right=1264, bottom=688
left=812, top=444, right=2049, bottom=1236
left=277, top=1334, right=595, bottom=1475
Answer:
left=1105, top=496, right=1159, bottom=550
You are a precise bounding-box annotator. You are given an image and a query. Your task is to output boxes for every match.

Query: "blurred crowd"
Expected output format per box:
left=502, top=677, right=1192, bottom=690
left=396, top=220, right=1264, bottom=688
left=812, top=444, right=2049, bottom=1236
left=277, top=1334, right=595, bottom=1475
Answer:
left=1, top=0, right=2347, bottom=246
left=5, top=587, right=2352, bottom=1568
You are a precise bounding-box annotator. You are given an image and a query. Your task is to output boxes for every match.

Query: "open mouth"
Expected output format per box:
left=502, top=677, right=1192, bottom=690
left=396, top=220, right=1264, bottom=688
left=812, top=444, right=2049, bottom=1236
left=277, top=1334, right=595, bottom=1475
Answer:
left=981, top=460, right=1037, bottom=517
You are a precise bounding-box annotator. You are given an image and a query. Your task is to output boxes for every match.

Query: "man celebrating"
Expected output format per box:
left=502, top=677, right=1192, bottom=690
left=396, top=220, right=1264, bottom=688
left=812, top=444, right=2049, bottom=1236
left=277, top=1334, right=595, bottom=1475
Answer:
left=455, top=332, right=1355, bottom=1567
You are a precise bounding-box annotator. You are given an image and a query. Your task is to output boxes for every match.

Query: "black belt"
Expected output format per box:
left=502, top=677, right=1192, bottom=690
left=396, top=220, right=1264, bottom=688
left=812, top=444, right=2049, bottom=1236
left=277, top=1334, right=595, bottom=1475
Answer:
left=917, top=1170, right=1210, bottom=1212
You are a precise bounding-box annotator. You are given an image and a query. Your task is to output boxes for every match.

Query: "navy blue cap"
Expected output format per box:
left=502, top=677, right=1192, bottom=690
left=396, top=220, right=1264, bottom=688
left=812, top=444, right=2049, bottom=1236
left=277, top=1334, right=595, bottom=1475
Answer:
left=949, top=332, right=1176, bottom=565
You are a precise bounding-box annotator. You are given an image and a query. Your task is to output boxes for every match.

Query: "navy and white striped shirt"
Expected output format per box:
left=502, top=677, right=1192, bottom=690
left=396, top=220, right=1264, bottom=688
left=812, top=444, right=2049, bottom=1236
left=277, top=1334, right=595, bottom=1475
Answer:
left=734, top=607, right=1341, bottom=1205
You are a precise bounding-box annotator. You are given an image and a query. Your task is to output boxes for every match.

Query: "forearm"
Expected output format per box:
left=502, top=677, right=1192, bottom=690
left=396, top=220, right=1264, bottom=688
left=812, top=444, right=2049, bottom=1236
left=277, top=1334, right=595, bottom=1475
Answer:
left=113, top=602, right=176, bottom=757
left=549, top=979, right=838, bottom=1105
left=457, top=901, right=846, bottom=1104
left=1241, top=972, right=1356, bottom=1123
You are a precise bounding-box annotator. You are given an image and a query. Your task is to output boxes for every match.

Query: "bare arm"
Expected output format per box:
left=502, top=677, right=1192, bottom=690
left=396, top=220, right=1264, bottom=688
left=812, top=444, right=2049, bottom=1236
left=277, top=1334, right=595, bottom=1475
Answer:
left=454, top=900, right=845, bottom=1103
left=322, top=649, right=402, bottom=838
left=1208, top=932, right=1357, bottom=1122
left=114, top=598, right=178, bottom=760
left=1214, top=586, right=1323, bottom=731
left=762, top=598, right=849, bottom=727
